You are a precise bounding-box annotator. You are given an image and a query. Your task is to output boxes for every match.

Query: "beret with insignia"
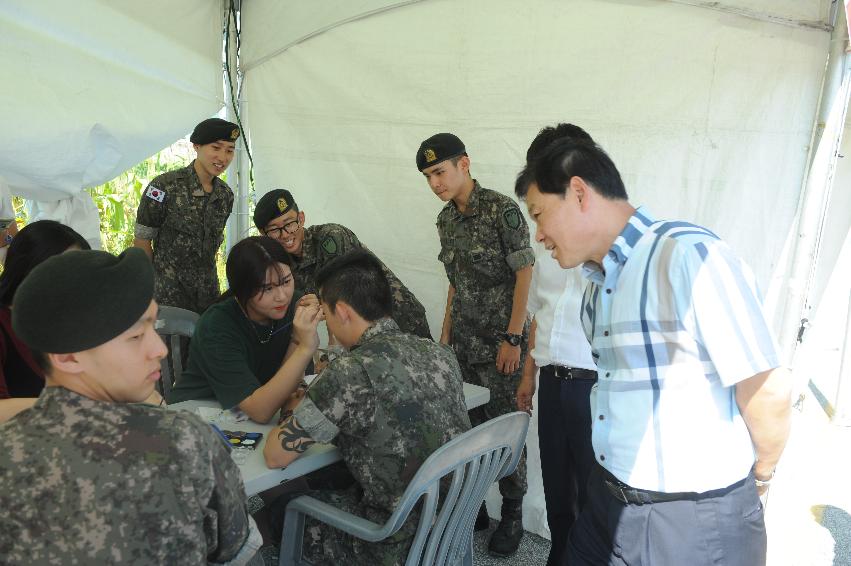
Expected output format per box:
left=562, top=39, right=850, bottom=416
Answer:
left=416, top=133, right=467, bottom=171
left=12, top=248, right=154, bottom=353
left=254, top=189, right=299, bottom=230
left=190, top=118, right=241, bottom=145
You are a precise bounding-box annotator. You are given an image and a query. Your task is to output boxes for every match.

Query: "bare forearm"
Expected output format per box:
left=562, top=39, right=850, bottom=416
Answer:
left=239, top=346, right=313, bottom=423
left=133, top=238, right=154, bottom=261
left=507, top=266, right=533, bottom=335
left=439, top=285, right=455, bottom=345
left=736, top=367, right=792, bottom=476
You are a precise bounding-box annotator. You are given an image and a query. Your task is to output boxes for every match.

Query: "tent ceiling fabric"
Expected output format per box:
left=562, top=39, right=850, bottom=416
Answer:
left=244, top=0, right=828, bottom=338
left=241, top=0, right=423, bottom=71
left=0, top=0, right=223, bottom=201
left=241, top=0, right=831, bottom=72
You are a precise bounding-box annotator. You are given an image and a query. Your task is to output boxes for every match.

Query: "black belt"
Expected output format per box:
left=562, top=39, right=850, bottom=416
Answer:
left=602, top=467, right=748, bottom=505
left=541, top=365, right=597, bottom=380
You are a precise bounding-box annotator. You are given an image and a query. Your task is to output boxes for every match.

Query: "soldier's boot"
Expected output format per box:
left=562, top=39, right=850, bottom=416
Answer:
left=487, top=497, right=524, bottom=557
left=474, top=502, right=490, bottom=531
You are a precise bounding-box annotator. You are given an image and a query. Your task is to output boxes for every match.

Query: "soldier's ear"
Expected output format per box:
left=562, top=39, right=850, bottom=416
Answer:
left=48, top=352, right=84, bottom=375
left=298, top=211, right=305, bottom=226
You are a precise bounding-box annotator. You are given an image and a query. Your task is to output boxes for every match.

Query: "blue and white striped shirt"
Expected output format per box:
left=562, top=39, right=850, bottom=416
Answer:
left=581, top=207, right=780, bottom=493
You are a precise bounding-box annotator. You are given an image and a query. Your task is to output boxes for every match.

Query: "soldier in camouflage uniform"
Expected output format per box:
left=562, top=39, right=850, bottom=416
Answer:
left=253, top=189, right=432, bottom=339
left=263, top=250, right=470, bottom=565
left=0, top=247, right=261, bottom=565
left=134, top=118, right=240, bottom=314
left=417, top=133, right=534, bottom=557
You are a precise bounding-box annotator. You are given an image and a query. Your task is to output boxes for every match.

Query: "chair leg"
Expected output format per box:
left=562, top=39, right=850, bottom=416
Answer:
left=279, top=507, right=306, bottom=566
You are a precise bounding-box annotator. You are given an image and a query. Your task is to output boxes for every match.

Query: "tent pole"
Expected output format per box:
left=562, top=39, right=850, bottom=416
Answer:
left=225, top=0, right=248, bottom=252
left=778, top=5, right=850, bottom=366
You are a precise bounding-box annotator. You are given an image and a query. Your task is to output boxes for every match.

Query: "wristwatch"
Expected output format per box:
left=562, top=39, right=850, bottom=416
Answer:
left=503, top=332, right=522, bottom=347
left=754, top=468, right=775, bottom=488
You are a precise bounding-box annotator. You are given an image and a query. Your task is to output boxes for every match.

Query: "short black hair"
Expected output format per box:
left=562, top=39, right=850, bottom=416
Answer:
left=0, top=220, right=90, bottom=307
left=519, top=138, right=628, bottom=201
left=315, top=250, right=392, bottom=322
left=525, top=123, right=594, bottom=162
left=30, top=349, right=50, bottom=373
left=225, top=236, right=294, bottom=309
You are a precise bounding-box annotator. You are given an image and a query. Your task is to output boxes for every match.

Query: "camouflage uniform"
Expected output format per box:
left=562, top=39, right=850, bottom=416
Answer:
left=0, top=386, right=261, bottom=565
left=436, top=181, right=534, bottom=500
left=134, top=161, right=233, bottom=314
left=292, top=318, right=471, bottom=565
left=293, top=223, right=432, bottom=339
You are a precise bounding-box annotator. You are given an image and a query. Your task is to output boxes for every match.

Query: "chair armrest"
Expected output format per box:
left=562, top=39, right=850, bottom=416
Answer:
left=287, top=495, right=395, bottom=542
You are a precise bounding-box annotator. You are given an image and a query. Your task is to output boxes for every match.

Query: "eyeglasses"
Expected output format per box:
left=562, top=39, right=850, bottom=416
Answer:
left=264, top=219, right=300, bottom=239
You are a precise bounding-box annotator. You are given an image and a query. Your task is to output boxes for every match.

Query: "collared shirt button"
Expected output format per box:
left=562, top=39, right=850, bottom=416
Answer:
left=605, top=371, right=611, bottom=377
left=604, top=331, right=610, bottom=337
left=600, top=454, right=606, bottom=461
left=598, top=414, right=605, bottom=420
left=606, top=288, right=612, bottom=294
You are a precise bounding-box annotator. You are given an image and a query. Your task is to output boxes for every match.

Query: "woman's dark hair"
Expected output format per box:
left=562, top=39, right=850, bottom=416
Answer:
left=0, top=220, right=90, bottom=306
left=224, top=236, right=294, bottom=308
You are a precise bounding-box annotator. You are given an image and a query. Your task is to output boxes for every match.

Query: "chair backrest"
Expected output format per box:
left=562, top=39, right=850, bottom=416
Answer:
left=154, top=305, right=200, bottom=398
left=392, top=411, right=530, bottom=566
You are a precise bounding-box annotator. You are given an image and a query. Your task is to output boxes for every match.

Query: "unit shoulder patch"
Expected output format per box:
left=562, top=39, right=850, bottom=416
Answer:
left=502, top=207, right=522, bottom=230
left=321, top=235, right=339, bottom=256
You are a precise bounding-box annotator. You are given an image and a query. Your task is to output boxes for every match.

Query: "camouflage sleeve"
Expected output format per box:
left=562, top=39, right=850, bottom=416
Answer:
left=497, top=202, right=534, bottom=272
left=134, top=181, right=168, bottom=240
left=293, top=396, right=340, bottom=444
left=180, top=414, right=254, bottom=564
left=316, top=224, right=363, bottom=263
left=299, top=356, right=374, bottom=439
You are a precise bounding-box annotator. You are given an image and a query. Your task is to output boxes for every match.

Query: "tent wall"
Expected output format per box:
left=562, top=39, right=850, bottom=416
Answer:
left=243, top=0, right=830, bottom=538
left=0, top=0, right=224, bottom=202
left=244, top=0, right=827, bottom=336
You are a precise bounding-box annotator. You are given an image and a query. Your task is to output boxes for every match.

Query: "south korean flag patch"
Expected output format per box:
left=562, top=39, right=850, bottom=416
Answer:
left=145, top=185, right=166, bottom=203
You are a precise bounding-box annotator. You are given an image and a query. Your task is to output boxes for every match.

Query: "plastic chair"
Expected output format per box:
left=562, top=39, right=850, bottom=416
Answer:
left=154, top=305, right=199, bottom=398
left=279, top=411, right=530, bottom=566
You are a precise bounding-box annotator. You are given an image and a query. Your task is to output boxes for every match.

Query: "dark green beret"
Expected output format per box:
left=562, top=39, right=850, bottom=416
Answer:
left=254, top=189, right=298, bottom=230
left=12, top=248, right=154, bottom=353
left=190, top=118, right=241, bottom=145
left=416, top=133, right=467, bottom=171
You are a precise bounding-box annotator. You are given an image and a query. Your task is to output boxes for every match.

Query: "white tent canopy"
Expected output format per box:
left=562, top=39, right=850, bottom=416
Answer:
left=2, top=0, right=849, bottom=539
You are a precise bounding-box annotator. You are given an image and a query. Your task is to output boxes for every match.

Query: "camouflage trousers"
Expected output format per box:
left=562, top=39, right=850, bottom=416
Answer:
left=458, top=356, right=528, bottom=500
left=302, top=486, right=415, bottom=566
left=154, top=273, right=219, bottom=314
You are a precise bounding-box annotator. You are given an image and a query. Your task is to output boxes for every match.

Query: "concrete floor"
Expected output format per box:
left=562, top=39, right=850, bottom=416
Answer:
left=764, top=386, right=851, bottom=566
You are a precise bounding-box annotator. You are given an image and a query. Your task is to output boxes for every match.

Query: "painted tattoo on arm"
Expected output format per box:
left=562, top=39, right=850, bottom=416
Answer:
left=277, top=416, right=316, bottom=454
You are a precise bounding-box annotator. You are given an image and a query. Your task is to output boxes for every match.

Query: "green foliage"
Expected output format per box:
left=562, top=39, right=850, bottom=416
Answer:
left=87, top=143, right=192, bottom=256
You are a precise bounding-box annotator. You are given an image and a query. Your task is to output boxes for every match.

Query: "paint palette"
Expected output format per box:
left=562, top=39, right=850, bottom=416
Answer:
left=221, top=430, right=264, bottom=449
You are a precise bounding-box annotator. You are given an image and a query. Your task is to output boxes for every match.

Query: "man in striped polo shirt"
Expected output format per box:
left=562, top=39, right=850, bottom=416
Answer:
left=515, top=137, right=791, bottom=566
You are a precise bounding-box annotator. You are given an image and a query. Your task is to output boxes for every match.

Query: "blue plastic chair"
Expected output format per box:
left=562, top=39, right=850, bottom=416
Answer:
left=154, top=305, right=199, bottom=399
left=279, top=411, right=530, bottom=566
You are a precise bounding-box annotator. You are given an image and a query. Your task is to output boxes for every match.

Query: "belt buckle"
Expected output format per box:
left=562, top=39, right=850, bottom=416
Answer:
left=554, top=366, right=573, bottom=379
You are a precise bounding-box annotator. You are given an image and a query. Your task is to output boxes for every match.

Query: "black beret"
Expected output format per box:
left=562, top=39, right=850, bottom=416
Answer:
left=416, top=133, right=467, bottom=171
left=12, top=248, right=154, bottom=353
left=190, top=118, right=241, bottom=145
left=254, top=189, right=298, bottom=230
